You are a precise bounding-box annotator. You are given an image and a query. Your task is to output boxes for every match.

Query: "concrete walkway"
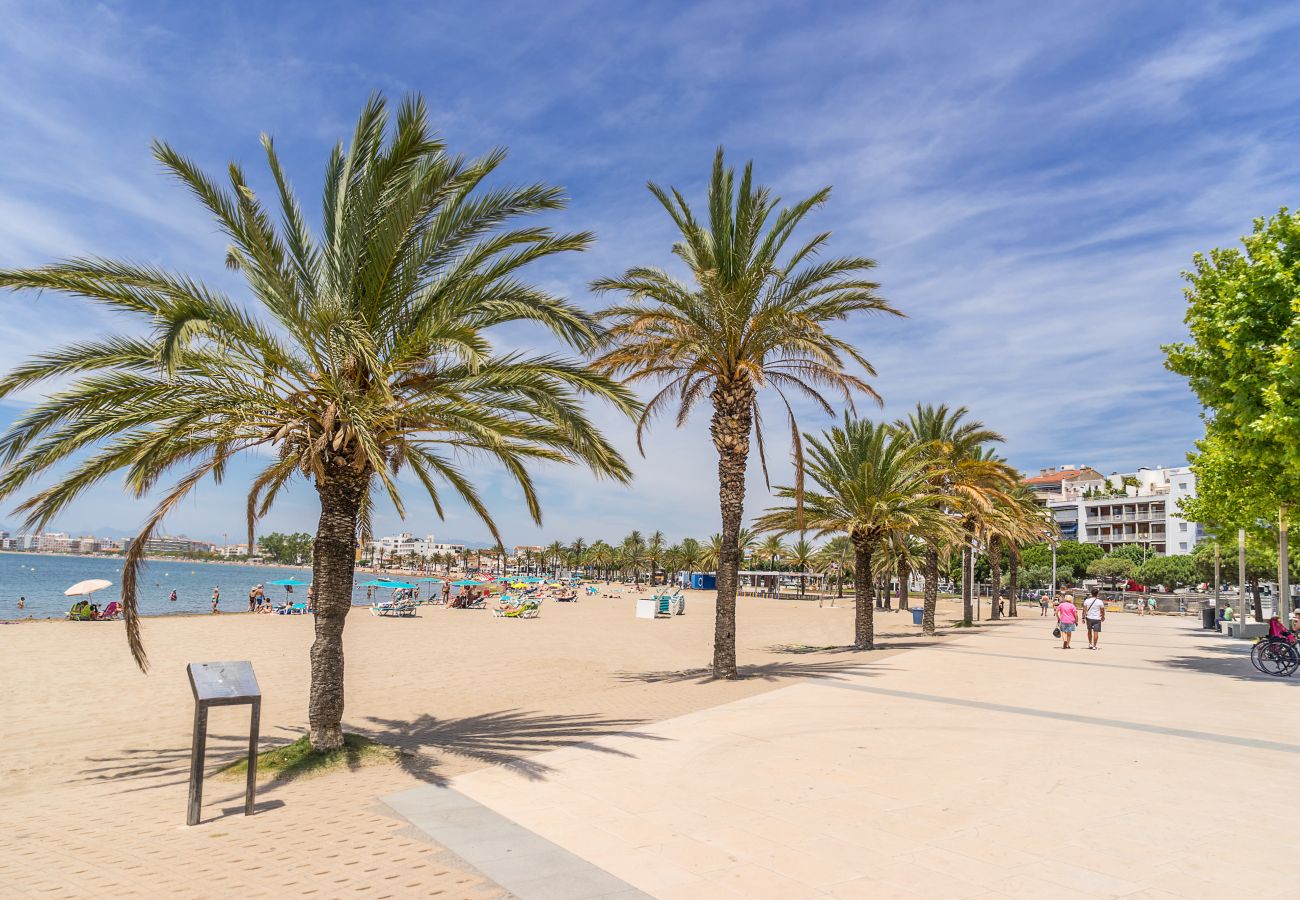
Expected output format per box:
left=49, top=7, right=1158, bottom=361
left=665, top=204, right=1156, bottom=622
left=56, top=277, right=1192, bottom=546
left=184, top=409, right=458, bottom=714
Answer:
left=387, top=616, right=1300, bottom=898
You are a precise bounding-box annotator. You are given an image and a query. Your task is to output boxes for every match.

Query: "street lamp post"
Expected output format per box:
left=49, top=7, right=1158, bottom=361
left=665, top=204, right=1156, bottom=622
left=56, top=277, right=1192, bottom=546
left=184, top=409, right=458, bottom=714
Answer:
left=1050, top=538, right=1058, bottom=600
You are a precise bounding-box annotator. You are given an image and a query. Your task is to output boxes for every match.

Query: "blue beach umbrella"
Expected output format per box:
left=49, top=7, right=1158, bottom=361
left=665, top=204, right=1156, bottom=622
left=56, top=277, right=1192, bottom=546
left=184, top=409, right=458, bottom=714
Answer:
left=268, top=577, right=308, bottom=586
left=450, top=579, right=480, bottom=587
left=417, top=577, right=445, bottom=583
left=360, top=578, right=415, bottom=589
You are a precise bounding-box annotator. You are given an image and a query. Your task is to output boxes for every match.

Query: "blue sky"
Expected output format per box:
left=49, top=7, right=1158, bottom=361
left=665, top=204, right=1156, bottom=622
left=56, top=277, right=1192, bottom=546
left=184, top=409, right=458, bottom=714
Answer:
left=2, top=0, right=1299, bottom=547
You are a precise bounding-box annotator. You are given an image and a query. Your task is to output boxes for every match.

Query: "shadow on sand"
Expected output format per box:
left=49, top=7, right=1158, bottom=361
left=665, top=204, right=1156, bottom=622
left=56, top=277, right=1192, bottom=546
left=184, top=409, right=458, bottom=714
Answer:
left=616, top=657, right=884, bottom=685
left=354, top=709, right=667, bottom=783
left=76, top=708, right=667, bottom=796
left=1157, top=641, right=1300, bottom=686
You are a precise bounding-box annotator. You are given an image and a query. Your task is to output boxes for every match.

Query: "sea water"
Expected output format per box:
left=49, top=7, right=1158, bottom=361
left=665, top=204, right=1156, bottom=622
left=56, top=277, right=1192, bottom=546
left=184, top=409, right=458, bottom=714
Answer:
left=0, top=552, right=354, bottom=619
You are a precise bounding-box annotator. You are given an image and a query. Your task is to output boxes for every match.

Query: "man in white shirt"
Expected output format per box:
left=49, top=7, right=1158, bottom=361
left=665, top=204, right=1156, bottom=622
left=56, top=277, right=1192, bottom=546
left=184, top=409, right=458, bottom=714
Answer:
left=1083, top=587, right=1106, bottom=650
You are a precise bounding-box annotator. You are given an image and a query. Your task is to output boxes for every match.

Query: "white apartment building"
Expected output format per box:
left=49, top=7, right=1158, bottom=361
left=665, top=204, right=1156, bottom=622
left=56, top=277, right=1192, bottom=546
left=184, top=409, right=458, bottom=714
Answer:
left=1024, top=464, right=1202, bottom=556
left=369, top=533, right=465, bottom=561
left=217, top=543, right=250, bottom=558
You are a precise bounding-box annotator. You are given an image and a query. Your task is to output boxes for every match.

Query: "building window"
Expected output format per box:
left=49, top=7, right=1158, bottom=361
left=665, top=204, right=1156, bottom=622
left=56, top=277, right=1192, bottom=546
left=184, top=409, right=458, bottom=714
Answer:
left=1179, top=542, right=1187, bottom=550
left=1179, top=522, right=1187, bottom=531
left=1178, top=482, right=1187, bottom=490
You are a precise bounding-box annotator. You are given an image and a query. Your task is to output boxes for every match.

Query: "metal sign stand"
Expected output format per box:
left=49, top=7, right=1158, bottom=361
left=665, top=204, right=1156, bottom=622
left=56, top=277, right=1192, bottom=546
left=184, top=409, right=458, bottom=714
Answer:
left=186, top=661, right=261, bottom=826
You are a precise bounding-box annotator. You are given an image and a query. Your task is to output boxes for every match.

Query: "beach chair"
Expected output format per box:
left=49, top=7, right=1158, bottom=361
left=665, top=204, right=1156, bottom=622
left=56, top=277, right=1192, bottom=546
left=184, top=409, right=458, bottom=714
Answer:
left=519, top=599, right=541, bottom=619
left=492, top=595, right=519, bottom=617
left=97, top=602, right=122, bottom=620
left=66, top=601, right=94, bottom=621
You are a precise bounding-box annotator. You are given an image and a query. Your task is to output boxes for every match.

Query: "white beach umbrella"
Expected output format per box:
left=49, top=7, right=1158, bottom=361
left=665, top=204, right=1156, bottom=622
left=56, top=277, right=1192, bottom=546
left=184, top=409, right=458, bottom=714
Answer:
left=65, top=579, right=113, bottom=597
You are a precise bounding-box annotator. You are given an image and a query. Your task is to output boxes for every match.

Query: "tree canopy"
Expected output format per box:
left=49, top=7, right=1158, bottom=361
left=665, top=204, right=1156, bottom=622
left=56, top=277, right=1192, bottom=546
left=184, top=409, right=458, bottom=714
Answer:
left=1165, top=208, right=1300, bottom=532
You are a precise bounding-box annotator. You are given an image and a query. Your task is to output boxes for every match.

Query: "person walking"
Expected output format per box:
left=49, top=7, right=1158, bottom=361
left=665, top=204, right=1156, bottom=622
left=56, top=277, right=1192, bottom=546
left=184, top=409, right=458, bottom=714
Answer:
left=1056, top=592, right=1078, bottom=649
left=210, top=587, right=220, bottom=614
left=1039, top=592, right=1049, bottom=616
left=1083, top=587, right=1105, bottom=650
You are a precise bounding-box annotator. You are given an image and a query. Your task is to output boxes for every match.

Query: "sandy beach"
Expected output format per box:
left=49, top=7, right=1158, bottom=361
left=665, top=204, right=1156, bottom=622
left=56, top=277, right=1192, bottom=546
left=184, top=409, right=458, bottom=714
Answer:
left=0, top=587, right=968, bottom=896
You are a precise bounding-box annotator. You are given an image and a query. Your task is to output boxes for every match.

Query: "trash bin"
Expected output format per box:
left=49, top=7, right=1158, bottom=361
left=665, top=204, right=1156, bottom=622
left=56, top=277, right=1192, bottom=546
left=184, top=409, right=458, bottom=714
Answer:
left=1201, top=607, right=1217, bottom=630
left=910, top=607, right=924, bottom=626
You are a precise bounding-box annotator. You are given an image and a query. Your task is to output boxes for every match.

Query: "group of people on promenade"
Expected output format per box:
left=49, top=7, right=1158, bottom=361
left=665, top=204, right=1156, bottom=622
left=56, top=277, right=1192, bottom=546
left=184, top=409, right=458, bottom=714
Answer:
left=1043, top=588, right=1107, bottom=650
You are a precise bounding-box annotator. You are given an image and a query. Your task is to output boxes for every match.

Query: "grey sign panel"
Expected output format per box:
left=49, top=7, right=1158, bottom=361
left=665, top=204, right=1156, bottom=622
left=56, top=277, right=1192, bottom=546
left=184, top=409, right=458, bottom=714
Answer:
left=186, top=661, right=261, bottom=825
left=187, top=661, right=260, bottom=703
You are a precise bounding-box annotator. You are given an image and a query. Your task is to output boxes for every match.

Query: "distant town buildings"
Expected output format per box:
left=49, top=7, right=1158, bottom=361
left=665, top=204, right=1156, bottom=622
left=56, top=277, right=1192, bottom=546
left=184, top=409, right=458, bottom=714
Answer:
left=0, top=530, right=206, bottom=555
left=368, top=532, right=466, bottom=561
left=1023, top=464, right=1202, bottom=556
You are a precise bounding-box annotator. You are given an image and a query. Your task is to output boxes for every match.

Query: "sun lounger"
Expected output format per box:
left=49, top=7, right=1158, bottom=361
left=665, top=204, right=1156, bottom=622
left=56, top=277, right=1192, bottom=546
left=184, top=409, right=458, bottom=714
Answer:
left=97, top=602, right=122, bottom=620
left=370, top=599, right=417, bottom=617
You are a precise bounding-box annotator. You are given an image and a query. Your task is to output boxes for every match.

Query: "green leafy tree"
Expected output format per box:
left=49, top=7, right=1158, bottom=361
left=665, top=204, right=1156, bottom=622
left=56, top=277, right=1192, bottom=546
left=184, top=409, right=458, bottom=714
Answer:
left=592, top=149, right=897, bottom=678
left=1086, top=557, right=1135, bottom=591
left=1164, top=209, right=1300, bottom=594
left=0, top=95, right=636, bottom=750
left=1107, top=544, right=1155, bottom=565
left=259, top=531, right=313, bottom=564
left=1135, top=555, right=1196, bottom=591
left=1020, top=541, right=1104, bottom=581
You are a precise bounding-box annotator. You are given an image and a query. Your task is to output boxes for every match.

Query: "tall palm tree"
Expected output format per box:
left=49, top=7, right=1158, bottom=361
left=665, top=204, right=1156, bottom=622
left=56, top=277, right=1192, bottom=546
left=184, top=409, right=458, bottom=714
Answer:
left=646, top=530, right=666, bottom=585
left=592, top=149, right=897, bottom=678
left=546, top=540, right=565, bottom=577
left=568, top=537, right=587, bottom=578
left=816, top=535, right=853, bottom=600
left=758, top=533, right=787, bottom=571
left=896, top=404, right=1009, bottom=633
left=621, top=530, right=646, bottom=584
left=756, top=417, right=951, bottom=649
left=702, top=533, right=725, bottom=570
left=0, top=95, right=636, bottom=751
left=787, top=535, right=816, bottom=596
left=678, top=537, right=704, bottom=579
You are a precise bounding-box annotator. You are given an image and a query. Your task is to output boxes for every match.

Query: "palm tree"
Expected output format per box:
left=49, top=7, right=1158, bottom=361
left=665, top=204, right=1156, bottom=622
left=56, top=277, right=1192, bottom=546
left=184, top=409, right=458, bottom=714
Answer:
left=568, top=537, right=587, bottom=578
left=546, top=540, right=565, bottom=577
left=757, top=533, right=787, bottom=572
left=787, top=535, right=816, bottom=597
left=646, top=530, right=666, bottom=585
left=678, top=537, right=704, bottom=581
left=896, top=404, right=1009, bottom=632
left=592, top=149, right=897, bottom=678
left=621, top=530, right=646, bottom=585
left=756, top=417, right=950, bottom=649
left=0, top=95, right=637, bottom=751
left=703, top=534, right=725, bottom=570
left=816, top=535, right=853, bottom=600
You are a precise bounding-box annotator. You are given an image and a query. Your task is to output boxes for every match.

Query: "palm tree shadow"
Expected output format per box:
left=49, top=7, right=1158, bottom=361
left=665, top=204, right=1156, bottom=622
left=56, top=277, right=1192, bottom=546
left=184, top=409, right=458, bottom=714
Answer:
left=766, top=639, right=947, bottom=655
left=354, top=709, right=667, bottom=783
left=76, top=709, right=666, bottom=797
left=617, top=658, right=882, bottom=685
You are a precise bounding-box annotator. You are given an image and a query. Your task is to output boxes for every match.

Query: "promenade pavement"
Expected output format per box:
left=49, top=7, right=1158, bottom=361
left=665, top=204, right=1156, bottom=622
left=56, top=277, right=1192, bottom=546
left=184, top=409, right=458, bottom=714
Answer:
left=390, top=613, right=1300, bottom=898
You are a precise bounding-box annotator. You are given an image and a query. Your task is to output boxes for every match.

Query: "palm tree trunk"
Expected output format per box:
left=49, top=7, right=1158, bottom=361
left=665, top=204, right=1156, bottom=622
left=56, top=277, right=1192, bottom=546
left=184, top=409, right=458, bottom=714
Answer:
left=898, top=558, right=910, bottom=612
left=1008, top=549, right=1020, bottom=617
left=853, top=538, right=875, bottom=649
left=923, top=544, right=939, bottom=635
left=308, top=469, right=367, bottom=752
left=710, top=384, right=753, bottom=680
left=1251, top=576, right=1263, bottom=622
left=988, top=535, right=1002, bottom=620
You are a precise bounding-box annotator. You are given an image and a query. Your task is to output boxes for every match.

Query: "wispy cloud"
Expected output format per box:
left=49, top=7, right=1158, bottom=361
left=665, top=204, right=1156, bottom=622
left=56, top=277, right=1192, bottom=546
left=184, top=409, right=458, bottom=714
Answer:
left=2, top=0, right=1299, bottom=544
